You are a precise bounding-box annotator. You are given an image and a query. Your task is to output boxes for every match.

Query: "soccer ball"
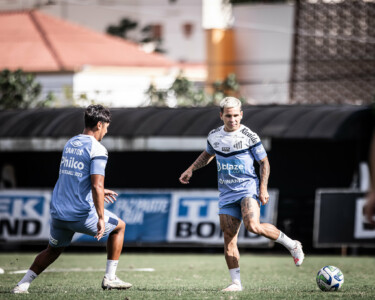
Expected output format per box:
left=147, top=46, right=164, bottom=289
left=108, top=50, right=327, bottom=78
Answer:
left=316, top=265, right=344, bottom=291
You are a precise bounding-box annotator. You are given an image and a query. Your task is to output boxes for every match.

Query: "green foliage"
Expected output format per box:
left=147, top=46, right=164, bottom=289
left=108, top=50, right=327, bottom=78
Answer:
left=106, top=18, right=138, bottom=39
left=0, top=69, right=43, bottom=109
left=145, top=72, right=244, bottom=107
left=106, top=18, right=166, bottom=53
left=145, top=83, right=168, bottom=107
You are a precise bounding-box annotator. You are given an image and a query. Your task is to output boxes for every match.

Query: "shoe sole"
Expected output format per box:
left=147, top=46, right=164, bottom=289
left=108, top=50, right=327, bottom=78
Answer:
left=102, top=285, right=132, bottom=290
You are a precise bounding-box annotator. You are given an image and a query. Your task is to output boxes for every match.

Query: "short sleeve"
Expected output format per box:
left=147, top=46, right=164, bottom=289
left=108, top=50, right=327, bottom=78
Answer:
left=250, top=142, right=267, bottom=162
left=206, top=140, right=215, bottom=155
left=90, top=157, right=107, bottom=175
left=90, top=139, right=108, bottom=176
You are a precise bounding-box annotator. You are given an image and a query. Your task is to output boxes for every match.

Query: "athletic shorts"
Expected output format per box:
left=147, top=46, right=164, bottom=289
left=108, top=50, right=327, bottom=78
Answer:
left=218, top=196, right=261, bottom=221
left=49, top=209, right=119, bottom=247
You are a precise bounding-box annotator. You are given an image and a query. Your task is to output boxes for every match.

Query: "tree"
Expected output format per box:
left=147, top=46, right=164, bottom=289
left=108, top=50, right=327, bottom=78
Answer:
left=106, top=18, right=138, bottom=40
left=0, top=69, right=43, bottom=109
left=145, top=73, right=244, bottom=107
left=106, top=18, right=166, bottom=53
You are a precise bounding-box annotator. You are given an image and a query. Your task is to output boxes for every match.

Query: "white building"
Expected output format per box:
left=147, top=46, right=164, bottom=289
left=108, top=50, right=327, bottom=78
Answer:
left=0, top=0, right=295, bottom=105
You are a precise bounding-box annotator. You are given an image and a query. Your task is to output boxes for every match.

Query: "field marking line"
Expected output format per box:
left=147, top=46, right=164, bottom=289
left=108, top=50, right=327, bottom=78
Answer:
left=7, top=268, right=155, bottom=274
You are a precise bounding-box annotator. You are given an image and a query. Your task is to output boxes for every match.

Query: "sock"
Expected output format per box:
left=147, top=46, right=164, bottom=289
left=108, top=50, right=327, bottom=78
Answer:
left=229, top=267, right=241, bottom=285
left=17, top=269, right=37, bottom=291
left=105, top=260, right=118, bottom=280
left=275, top=231, right=296, bottom=250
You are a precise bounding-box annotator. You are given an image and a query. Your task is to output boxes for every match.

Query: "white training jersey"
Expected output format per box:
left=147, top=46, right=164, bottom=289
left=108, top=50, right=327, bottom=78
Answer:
left=206, top=124, right=267, bottom=203
left=50, top=134, right=108, bottom=221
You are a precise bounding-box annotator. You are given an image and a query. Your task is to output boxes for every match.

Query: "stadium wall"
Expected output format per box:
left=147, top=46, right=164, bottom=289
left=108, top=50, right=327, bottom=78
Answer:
left=0, top=138, right=371, bottom=251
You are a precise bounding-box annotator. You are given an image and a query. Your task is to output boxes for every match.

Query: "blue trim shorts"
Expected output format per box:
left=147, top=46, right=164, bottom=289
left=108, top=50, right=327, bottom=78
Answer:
left=218, top=196, right=262, bottom=221
left=49, top=209, right=119, bottom=247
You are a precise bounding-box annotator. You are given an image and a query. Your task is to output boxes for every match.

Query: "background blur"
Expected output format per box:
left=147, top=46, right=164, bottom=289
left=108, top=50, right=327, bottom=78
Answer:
left=0, top=0, right=374, bottom=254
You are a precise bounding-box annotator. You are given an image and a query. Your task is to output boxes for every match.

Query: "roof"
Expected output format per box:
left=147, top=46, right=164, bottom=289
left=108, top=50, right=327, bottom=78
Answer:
left=0, top=105, right=372, bottom=151
left=0, top=10, right=175, bottom=72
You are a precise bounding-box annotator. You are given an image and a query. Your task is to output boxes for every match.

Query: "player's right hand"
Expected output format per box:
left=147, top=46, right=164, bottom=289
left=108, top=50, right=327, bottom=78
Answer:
left=179, top=169, right=192, bottom=184
left=95, top=218, right=105, bottom=241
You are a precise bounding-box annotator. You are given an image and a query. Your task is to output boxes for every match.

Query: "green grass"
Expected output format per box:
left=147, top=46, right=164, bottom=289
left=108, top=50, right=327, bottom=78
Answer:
left=0, top=252, right=374, bottom=299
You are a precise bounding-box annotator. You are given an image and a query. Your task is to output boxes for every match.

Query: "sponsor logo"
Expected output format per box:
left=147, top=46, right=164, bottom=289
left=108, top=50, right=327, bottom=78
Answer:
left=218, top=178, right=246, bottom=185
left=70, top=140, right=83, bottom=147
left=167, top=193, right=276, bottom=245
left=60, top=156, right=84, bottom=170
left=222, top=147, right=230, bottom=152
left=241, top=128, right=258, bottom=143
left=256, top=146, right=265, bottom=154
left=0, top=195, right=47, bottom=238
left=49, top=235, right=58, bottom=245
left=65, top=147, right=84, bottom=156
left=217, top=161, right=245, bottom=173
left=213, top=142, right=220, bottom=148
left=113, top=196, right=170, bottom=225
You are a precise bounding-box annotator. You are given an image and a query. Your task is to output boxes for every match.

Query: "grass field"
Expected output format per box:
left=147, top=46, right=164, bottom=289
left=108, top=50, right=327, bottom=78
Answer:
left=0, top=252, right=374, bottom=299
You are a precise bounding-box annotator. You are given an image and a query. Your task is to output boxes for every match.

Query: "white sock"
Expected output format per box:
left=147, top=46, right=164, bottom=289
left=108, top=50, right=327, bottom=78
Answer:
left=105, top=260, right=118, bottom=280
left=229, top=267, right=241, bottom=285
left=17, top=269, right=37, bottom=291
left=275, top=231, right=297, bottom=250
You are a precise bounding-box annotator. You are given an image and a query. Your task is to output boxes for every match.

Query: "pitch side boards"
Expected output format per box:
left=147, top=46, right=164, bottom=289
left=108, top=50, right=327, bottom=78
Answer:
left=0, top=189, right=278, bottom=248
left=314, top=189, right=375, bottom=248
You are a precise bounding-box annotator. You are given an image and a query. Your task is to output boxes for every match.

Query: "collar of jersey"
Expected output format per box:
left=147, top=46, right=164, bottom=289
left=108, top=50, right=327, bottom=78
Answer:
left=220, top=124, right=244, bottom=135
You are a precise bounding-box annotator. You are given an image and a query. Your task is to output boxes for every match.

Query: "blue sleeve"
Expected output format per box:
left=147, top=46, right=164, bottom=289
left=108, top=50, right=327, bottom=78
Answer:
left=206, top=141, right=215, bottom=155
left=250, top=142, right=267, bottom=162
left=90, top=156, right=107, bottom=176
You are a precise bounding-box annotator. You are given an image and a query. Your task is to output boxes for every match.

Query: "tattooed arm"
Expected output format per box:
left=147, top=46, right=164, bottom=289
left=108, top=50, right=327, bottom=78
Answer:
left=258, top=156, right=270, bottom=205
left=179, top=150, right=215, bottom=184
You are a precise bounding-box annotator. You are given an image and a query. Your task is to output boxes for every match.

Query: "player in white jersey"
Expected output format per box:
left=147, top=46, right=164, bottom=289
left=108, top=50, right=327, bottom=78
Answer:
left=179, top=97, right=304, bottom=292
left=12, top=105, right=132, bottom=294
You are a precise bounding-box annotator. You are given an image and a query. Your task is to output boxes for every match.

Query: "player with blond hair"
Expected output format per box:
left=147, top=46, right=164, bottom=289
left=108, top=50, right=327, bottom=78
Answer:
left=179, top=97, right=304, bottom=292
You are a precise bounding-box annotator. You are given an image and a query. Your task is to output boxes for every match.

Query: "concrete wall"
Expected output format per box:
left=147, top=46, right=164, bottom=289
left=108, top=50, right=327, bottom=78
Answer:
left=233, top=3, right=295, bottom=104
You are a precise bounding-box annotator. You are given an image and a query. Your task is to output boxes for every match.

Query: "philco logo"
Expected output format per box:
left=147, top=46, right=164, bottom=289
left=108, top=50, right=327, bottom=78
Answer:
left=60, top=156, right=84, bottom=170
left=222, top=147, right=230, bottom=152
left=70, top=140, right=83, bottom=147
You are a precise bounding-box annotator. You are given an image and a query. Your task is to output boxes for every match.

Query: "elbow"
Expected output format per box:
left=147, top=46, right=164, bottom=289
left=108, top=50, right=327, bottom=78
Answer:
left=92, top=182, right=104, bottom=193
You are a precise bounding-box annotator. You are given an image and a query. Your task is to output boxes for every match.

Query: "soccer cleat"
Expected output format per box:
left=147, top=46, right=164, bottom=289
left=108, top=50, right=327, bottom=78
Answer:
left=290, top=240, right=305, bottom=266
left=221, top=279, right=243, bottom=292
left=101, top=276, right=132, bottom=290
left=11, top=285, right=29, bottom=294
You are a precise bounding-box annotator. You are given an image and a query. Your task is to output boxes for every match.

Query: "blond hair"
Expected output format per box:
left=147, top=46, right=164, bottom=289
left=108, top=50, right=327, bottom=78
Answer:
left=219, top=97, right=242, bottom=112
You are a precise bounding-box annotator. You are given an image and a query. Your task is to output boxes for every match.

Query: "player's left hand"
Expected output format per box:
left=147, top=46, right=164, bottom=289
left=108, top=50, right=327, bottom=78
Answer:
left=104, top=189, right=118, bottom=204
left=259, top=188, right=269, bottom=205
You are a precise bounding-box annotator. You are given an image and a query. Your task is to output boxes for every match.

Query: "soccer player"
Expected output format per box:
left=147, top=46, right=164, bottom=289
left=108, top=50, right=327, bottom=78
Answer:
left=12, top=105, right=132, bottom=294
left=179, top=97, right=304, bottom=292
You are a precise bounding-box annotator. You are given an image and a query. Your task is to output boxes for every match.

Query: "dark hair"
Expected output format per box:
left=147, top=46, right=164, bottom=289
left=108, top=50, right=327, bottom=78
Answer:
left=84, top=105, right=111, bottom=128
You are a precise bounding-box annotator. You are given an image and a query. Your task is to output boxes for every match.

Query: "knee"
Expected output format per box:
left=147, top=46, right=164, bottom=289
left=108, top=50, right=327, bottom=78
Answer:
left=117, top=219, right=126, bottom=232
left=46, top=245, right=64, bottom=258
left=223, top=232, right=237, bottom=249
left=244, top=221, right=261, bottom=235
